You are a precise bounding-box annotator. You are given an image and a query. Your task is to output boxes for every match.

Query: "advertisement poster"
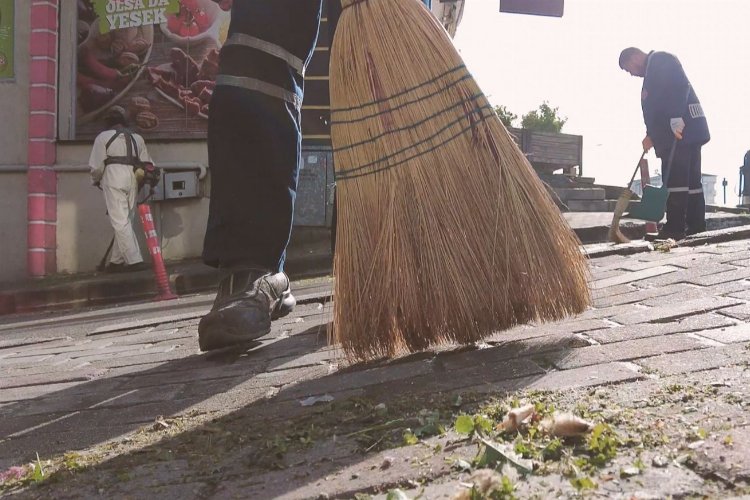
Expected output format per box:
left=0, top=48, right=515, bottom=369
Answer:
left=0, top=0, right=13, bottom=79
left=75, top=0, right=233, bottom=140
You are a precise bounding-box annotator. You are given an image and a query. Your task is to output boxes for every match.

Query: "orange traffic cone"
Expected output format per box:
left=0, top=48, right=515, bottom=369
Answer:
left=138, top=203, right=177, bottom=301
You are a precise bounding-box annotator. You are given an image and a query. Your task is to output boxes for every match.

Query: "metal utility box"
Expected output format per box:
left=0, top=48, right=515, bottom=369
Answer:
left=294, top=148, right=335, bottom=227
left=164, top=171, right=199, bottom=200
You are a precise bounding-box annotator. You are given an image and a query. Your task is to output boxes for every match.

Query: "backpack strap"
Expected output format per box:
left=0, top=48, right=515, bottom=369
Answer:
left=103, top=129, right=141, bottom=167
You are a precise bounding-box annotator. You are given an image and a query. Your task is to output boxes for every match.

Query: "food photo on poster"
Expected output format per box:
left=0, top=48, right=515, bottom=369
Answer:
left=75, top=0, right=233, bottom=140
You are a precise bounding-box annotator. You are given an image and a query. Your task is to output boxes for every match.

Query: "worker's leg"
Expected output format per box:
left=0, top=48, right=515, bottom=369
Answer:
left=202, top=88, right=300, bottom=273
left=686, top=145, right=706, bottom=235
left=199, top=89, right=300, bottom=350
left=662, top=143, right=690, bottom=239
left=102, top=185, right=143, bottom=265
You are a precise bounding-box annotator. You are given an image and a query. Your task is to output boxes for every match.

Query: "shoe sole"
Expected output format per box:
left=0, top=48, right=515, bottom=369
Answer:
left=198, top=315, right=271, bottom=352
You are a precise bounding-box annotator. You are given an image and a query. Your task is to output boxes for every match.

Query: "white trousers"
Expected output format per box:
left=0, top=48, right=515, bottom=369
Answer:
left=101, top=164, right=143, bottom=265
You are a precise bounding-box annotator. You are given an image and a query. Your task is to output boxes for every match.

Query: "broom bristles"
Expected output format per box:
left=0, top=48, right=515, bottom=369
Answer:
left=329, top=0, right=591, bottom=361
left=608, top=191, right=632, bottom=244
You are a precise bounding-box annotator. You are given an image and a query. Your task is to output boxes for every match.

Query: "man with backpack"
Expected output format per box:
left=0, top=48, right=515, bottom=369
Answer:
left=88, top=106, right=155, bottom=273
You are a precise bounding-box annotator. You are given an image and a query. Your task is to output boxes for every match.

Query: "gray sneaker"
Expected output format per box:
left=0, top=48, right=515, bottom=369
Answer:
left=198, top=269, right=296, bottom=351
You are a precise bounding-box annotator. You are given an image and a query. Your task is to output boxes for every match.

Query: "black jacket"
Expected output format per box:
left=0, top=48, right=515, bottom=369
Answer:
left=641, top=51, right=710, bottom=157
left=218, top=0, right=324, bottom=104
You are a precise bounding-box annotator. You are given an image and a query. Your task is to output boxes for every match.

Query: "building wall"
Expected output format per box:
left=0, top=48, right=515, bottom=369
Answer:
left=0, top=0, right=29, bottom=283
left=0, top=173, right=28, bottom=282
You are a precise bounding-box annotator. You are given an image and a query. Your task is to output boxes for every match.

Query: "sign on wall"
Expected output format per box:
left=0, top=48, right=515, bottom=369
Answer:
left=75, top=0, right=232, bottom=140
left=0, top=0, right=13, bottom=79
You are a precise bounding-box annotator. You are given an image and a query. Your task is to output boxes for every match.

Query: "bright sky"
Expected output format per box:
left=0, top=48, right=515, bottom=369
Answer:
left=452, top=0, right=750, bottom=204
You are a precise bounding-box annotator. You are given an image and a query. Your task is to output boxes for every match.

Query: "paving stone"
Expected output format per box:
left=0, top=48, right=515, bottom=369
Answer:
left=106, top=328, right=195, bottom=346
left=0, top=424, right=144, bottom=469
left=727, top=286, right=750, bottom=300
left=590, top=269, right=627, bottom=280
left=587, top=314, right=736, bottom=344
left=88, top=347, right=196, bottom=369
left=0, top=367, right=107, bottom=390
left=5, top=382, right=189, bottom=419
left=528, top=362, right=643, bottom=391
left=636, top=343, right=749, bottom=375
left=0, top=336, right=70, bottom=350
left=279, top=359, right=436, bottom=400
left=638, top=263, right=741, bottom=287
left=590, top=265, right=679, bottom=290
left=718, top=302, right=750, bottom=321
left=594, top=283, right=694, bottom=308
left=2, top=359, right=93, bottom=378
left=580, top=303, right=651, bottom=321
left=267, top=348, right=338, bottom=372
left=695, top=322, right=750, bottom=343
left=724, top=257, right=750, bottom=267
left=640, top=280, right=750, bottom=307
left=1, top=353, right=56, bottom=367
left=591, top=284, right=637, bottom=300
left=687, top=266, right=750, bottom=286
left=540, top=333, right=707, bottom=369
left=611, top=252, right=714, bottom=272
left=486, top=318, right=611, bottom=342
left=611, top=296, right=743, bottom=325
left=0, top=381, right=86, bottom=403
left=4, top=340, right=117, bottom=358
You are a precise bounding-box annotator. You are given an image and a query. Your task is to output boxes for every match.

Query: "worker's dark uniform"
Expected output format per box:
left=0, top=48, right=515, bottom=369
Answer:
left=203, top=0, right=323, bottom=272
left=641, top=51, right=710, bottom=236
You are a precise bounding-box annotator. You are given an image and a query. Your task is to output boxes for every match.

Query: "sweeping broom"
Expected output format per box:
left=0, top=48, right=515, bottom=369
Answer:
left=329, top=0, right=591, bottom=361
left=608, top=151, right=646, bottom=244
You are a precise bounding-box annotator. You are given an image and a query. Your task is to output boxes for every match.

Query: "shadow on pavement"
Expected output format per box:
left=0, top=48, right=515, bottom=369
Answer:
left=0, top=321, right=578, bottom=498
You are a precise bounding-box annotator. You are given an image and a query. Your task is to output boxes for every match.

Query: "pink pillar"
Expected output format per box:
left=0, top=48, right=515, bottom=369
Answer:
left=27, top=0, right=59, bottom=276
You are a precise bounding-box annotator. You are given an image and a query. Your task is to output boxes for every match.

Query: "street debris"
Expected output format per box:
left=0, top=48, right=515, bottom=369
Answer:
left=540, top=412, right=594, bottom=437
left=497, top=403, right=535, bottom=432
left=299, top=394, right=335, bottom=407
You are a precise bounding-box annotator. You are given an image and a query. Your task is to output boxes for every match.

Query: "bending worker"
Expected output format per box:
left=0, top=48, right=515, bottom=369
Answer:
left=198, top=0, right=330, bottom=350
left=619, top=47, right=710, bottom=240
left=88, top=106, right=151, bottom=273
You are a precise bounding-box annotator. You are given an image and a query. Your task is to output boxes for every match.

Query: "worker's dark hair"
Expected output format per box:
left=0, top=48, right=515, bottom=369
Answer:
left=618, top=47, right=643, bottom=69
left=104, top=106, right=128, bottom=129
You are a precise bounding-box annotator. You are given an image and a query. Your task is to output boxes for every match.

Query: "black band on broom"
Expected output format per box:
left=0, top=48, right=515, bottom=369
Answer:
left=329, top=0, right=591, bottom=362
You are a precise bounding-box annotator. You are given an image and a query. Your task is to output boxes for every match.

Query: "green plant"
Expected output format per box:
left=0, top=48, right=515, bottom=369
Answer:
left=520, top=102, right=567, bottom=133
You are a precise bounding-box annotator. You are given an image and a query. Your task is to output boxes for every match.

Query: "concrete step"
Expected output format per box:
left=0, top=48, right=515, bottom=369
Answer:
left=567, top=199, right=617, bottom=212
left=553, top=187, right=606, bottom=201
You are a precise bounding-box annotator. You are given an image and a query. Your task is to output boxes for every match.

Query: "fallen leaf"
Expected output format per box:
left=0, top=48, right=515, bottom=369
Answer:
left=540, top=413, right=593, bottom=437
left=497, top=404, right=535, bottom=432
left=476, top=436, right=533, bottom=474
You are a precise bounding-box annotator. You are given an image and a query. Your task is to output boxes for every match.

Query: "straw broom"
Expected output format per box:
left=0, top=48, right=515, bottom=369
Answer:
left=329, top=0, right=591, bottom=361
left=608, top=151, right=646, bottom=244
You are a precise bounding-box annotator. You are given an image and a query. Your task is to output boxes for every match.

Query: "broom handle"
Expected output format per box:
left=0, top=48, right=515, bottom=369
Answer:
left=625, top=150, right=648, bottom=192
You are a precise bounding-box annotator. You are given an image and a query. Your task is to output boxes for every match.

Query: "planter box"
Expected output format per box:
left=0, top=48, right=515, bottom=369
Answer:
left=509, top=128, right=583, bottom=176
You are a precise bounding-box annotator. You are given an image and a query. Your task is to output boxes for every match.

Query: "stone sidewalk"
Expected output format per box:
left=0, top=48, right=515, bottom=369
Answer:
left=2, top=239, right=750, bottom=498
left=2, top=211, right=748, bottom=317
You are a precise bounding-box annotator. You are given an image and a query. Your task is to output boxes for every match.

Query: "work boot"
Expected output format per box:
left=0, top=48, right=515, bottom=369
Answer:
left=198, top=269, right=296, bottom=351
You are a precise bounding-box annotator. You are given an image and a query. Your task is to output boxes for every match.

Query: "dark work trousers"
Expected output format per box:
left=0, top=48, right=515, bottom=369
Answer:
left=202, top=85, right=302, bottom=272
left=663, top=142, right=705, bottom=236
